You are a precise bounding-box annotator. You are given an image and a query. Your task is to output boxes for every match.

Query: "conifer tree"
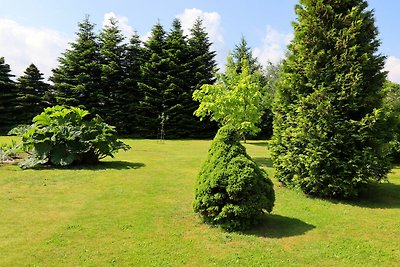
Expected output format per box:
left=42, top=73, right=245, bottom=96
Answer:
left=187, top=18, right=218, bottom=138
left=98, top=17, right=128, bottom=133
left=231, top=36, right=261, bottom=74
left=138, top=22, right=168, bottom=137
left=125, top=32, right=146, bottom=136
left=163, top=18, right=192, bottom=138
left=0, top=57, right=17, bottom=133
left=16, top=63, right=52, bottom=124
left=271, top=0, right=389, bottom=198
left=193, top=125, right=275, bottom=231
left=50, top=15, right=101, bottom=113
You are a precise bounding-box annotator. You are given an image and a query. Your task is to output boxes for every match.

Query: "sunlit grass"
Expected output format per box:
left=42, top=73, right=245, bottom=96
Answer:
left=0, top=137, right=399, bottom=266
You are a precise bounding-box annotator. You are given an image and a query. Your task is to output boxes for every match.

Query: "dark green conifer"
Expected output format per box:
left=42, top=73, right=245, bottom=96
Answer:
left=0, top=57, right=17, bottom=133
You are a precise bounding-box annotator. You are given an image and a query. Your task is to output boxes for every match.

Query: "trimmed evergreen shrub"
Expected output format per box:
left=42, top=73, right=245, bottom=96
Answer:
left=9, top=106, right=130, bottom=169
left=193, top=125, right=275, bottom=231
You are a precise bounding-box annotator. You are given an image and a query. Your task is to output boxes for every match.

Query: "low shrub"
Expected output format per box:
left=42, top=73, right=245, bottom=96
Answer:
left=193, top=125, right=275, bottom=231
left=9, top=106, right=130, bottom=169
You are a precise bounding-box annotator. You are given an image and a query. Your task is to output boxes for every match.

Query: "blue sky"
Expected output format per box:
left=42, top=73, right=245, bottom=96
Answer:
left=0, top=0, right=399, bottom=82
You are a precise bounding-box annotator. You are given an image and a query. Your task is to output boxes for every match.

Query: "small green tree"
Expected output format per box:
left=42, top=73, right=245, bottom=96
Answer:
left=193, top=125, right=275, bottom=231
left=193, top=57, right=265, bottom=140
left=271, top=0, right=389, bottom=198
left=10, top=106, right=130, bottom=169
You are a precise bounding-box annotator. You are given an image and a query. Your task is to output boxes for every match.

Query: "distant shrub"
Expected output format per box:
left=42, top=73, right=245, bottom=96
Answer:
left=9, top=106, right=130, bottom=169
left=0, top=140, right=19, bottom=163
left=193, top=125, right=275, bottom=231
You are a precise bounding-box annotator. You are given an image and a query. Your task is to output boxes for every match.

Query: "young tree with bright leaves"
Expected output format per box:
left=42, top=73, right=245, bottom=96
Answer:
left=193, top=57, right=265, bottom=140
left=0, top=57, right=17, bottom=133
left=271, top=0, right=390, bottom=198
left=16, top=64, right=52, bottom=125
left=50, top=15, right=101, bottom=113
left=98, top=17, right=129, bottom=133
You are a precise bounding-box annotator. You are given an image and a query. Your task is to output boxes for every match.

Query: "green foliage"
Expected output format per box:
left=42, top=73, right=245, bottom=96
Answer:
left=271, top=0, right=390, bottom=198
left=0, top=140, right=19, bottom=163
left=193, top=125, right=275, bottom=231
left=10, top=106, right=130, bottom=169
left=16, top=64, right=52, bottom=125
left=382, top=81, right=400, bottom=162
left=193, top=57, right=266, bottom=139
left=0, top=57, right=18, bottom=134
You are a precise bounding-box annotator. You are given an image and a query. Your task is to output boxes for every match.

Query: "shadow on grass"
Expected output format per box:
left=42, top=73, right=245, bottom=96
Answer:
left=38, top=161, right=146, bottom=171
left=253, top=157, right=273, bottom=168
left=333, top=182, right=400, bottom=209
left=244, top=214, right=315, bottom=238
left=245, top=141, right=269, bottom=147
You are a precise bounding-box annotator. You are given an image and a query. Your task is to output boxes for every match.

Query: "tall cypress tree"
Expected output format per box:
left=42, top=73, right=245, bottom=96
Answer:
left=188, top=18, right=218, bottom=138
left=16, top=63, right=51, bottom=124
left=98, top=17, right=128, bottom=133
left=138, top=22, right=168, bottom=138
left=50, top=15, right=101, bottom=113
left=271, top=0, right=389, bottom=198
left=0, top=57, right=17, bottom=133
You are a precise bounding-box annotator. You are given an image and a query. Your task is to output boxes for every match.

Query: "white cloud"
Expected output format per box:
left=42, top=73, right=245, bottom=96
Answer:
left=0, top=18, right=70, bottom=79
left=176, top=8, right=224, bottom=49
left=385, top=56, right=400, bottom=84
left=102, top=12, right=134, bottom=39
left=253, top=25, right=293, bottom=67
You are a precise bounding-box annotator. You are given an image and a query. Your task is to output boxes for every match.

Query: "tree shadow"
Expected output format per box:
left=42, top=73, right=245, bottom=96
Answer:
left=244, top=214, right=315, bottom=238
left=73, top=161, right=146, bottom=170
left=331, top=182, right=400, bottom=209
left=253, top=157, right=273, bottom=168
left=245, top=141, right=269, bottom=147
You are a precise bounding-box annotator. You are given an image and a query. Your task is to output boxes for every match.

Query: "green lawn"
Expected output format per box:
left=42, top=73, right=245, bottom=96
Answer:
left=0, top=137, right=399, bottom=266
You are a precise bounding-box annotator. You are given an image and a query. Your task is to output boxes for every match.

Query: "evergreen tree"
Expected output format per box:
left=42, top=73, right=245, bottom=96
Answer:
left=50, top=15, right=101, bottom=113
left=98, top=17, right=128, bottom=133
left=124, top=32, right=146, bottom=136
left=0, top=57, right=17, bottom=133
left=193, top=125, right=275, bottom=231
left=16, top=64, right=51, bottom=124
left=271, top=0, right=389, bottom=198
left=163, top=18, right=192, bottom=138
left=187, top=18, right=218, bottom=138
left=137, top=22, right=168, bottom=137
left=230, top=36, right=261, bottom=74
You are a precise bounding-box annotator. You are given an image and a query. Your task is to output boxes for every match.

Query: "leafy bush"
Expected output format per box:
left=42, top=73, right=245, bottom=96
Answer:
left=193, top=125, right=275, bottom=231
left=0, top=140, right=19, bottom=163
left=9, top=106, right=130, bottom=169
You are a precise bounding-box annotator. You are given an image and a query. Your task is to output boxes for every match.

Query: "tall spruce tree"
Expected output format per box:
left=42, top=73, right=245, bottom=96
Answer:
left=0, top=57, right=17, bottom=133
left=125, top=32, right=146, bottom=136
left=163, top=18, right=192, bottom=138
left=50, top=15, right=101, bottom=113
left=230, top=36, right=261, bottom=74
left=98, top=17, right=128, bottom=133
left=271, top=0, right=389, bottom=198
left=187, top=18, right=218, bottom=138
left=138, top=22, right=168, bottom=138
left=16, top=64, right=51, bottom=124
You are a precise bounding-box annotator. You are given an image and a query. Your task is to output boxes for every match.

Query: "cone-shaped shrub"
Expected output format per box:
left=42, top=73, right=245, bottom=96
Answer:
left=193, top=125, right=275, bottom=231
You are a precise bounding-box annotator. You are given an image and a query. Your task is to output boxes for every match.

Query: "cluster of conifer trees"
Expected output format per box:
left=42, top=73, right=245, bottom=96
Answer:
left=0, top=16, right=221, bottom=138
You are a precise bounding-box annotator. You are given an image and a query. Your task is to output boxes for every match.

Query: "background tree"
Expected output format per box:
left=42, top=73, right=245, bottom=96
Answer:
left=16, top=64, right=52, bottom=125
left=124, top=32, right=146, bottom=136
left=193, top=57, right=265, bottom=140
left=137, top=22, right=169, bottom=138
left=50, top=15, right=101, bottom=113
left=187, top=18, right=218, bottom=138
left=382, top=81, right=400, bottom=162
left=271, top=0, right=389, bottom=198
left=98, top=17, right=128, bottom=133
left=0, top=57, right=18, bottom=134
left=230, top=36, right=261, bottom=74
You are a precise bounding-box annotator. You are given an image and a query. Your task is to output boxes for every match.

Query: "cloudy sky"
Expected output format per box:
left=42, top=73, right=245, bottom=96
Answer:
left=0, top=0, right=399, bottom=83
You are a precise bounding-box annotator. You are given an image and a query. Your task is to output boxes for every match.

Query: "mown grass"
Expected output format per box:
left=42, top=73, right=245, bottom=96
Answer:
left=0, top=137, right=399, bottom=266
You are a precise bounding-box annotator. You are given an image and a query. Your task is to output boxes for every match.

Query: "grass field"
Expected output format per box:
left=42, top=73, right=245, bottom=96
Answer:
left=0, top=137, right=399, bottom=266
